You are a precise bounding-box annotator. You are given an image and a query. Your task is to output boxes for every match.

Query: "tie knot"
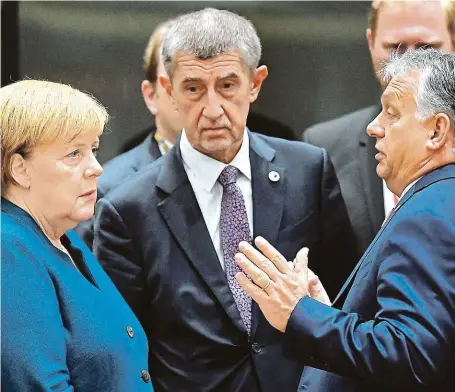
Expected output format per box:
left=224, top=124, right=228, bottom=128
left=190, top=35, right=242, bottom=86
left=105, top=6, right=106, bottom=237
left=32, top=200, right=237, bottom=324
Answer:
left=218, top=165, right=238, bottom=187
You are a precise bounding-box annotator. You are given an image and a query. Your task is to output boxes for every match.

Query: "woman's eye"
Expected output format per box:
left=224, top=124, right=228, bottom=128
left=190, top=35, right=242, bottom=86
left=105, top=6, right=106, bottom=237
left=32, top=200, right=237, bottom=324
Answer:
left=92, top=147, right=99, bottom=156
left=67, top=149, right=81, bottom=158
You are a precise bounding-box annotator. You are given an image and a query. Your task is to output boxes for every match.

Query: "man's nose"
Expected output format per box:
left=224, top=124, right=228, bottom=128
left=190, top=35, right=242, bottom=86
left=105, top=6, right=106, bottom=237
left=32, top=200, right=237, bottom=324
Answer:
left=366, top=114, right=385, bottom=138
left=203, top=90, right=224, bottom=120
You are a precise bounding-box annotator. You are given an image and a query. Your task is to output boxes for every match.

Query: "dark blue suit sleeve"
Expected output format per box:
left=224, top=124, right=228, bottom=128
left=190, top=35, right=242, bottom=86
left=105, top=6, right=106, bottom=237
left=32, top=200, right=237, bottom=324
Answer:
left=93, top=198, right=148, bottom=323
left=286, top=211, right=455, bottom=388
left=1, top=241, right=74, bottom=391
left=313, top=148, right=358, bottom=298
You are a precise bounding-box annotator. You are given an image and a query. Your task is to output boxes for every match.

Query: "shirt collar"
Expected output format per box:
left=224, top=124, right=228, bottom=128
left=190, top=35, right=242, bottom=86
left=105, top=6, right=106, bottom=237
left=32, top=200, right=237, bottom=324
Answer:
left=180, top=128, right=251, bottom=192
left=399, top=176, right=422, bottom=202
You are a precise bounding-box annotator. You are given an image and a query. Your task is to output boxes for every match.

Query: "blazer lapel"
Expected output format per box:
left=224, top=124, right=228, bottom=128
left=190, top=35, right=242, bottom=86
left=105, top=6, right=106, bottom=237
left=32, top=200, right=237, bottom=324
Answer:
left=333, top=163, right=455, bottom=306
left=156, top=145, right=247, bottom=334
left=149, top=131, right=163, bottom=160
left=248, top=132, right=286, bottom=336
left=357, top=105, right=384, bottom=235
left=332, top=177, right=419, bottom=306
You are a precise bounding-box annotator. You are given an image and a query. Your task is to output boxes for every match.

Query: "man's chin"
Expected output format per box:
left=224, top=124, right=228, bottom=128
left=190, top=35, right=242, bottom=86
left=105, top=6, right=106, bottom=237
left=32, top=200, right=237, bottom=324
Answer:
left=376, top=163, right=390, bottom=180
left=200, top=135, right=239, bottom=152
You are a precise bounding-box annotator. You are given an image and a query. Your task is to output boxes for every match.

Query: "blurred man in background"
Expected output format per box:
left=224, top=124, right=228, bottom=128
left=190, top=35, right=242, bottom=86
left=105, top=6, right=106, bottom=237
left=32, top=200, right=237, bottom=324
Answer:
left=76, top=19, right=181, bottom=248
left=303, top=0, right=455, bottom=255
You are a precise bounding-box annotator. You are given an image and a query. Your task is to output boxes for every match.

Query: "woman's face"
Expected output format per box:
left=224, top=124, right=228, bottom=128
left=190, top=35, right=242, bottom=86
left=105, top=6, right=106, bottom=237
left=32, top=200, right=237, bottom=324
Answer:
left=26, top=129, right=103, bottom=226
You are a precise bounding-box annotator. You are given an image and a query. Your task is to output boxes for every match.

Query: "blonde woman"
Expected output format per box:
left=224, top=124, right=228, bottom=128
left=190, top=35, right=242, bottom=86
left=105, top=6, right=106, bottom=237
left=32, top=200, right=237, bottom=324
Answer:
left=1, top=80, right=153, bottom=391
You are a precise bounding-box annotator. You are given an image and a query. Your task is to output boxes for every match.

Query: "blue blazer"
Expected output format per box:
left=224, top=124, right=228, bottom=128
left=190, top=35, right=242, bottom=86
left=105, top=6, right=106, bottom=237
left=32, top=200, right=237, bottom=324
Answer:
left=285, top=164, right=455, bottom=392
left=1, top=199, right=153, bottom=392
left=75, top=131, right=162, bottom=250
left=93, top=131, right=358, bottom=392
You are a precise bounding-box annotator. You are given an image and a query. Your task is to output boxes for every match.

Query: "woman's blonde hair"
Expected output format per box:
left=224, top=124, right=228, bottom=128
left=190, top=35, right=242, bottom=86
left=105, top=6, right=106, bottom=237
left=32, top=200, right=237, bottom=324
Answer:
left=0, top=80, right=108, bottom=188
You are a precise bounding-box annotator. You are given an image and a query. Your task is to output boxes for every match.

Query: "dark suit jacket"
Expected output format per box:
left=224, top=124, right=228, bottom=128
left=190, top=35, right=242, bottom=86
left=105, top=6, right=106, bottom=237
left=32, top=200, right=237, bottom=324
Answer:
left=93, top=132, right=357, bottom=392
left=303, top=105, right=383, bottom=255
left=75, top=127, right=162, bottom=249
left=284, top=164, right=455, bottom=392
left=1, top=198, right=152, bottom=392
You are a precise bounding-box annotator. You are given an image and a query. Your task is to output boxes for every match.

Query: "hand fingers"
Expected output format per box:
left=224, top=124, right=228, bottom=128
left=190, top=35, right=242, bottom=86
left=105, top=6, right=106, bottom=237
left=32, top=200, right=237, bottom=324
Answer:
left=254, top=236, right=290, bottom=274
left=238, top=241, right=280, bottom=280
left=294, top=247, right=309, bottom=275
left=235, top=253, right=273, bottom=289
left=308, top=268, right=318, bottom=281
left=307, top=268, right=332, bottom=306
left=235, top=272, right=268, bottom=303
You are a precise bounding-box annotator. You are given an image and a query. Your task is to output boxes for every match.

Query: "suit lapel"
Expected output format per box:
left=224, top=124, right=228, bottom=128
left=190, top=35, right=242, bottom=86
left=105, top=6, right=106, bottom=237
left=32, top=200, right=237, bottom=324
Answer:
left=156, top=145, right=247, bottom=334
left=331, top=164, right=455, bottom=306
left=357, top=105, right=384, bottom=235
left=248, top=133, right=285, bottom=337
left=149, top=130, right=164, bottom=160
left=332, top=188, right=410, bottom=306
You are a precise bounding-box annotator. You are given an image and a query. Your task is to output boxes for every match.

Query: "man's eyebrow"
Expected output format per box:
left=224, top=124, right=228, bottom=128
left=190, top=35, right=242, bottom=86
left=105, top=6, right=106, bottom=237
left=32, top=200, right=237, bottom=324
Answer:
left=182, top=77, right=202, bottom=83
left=218, top=72, right=239, bottom=80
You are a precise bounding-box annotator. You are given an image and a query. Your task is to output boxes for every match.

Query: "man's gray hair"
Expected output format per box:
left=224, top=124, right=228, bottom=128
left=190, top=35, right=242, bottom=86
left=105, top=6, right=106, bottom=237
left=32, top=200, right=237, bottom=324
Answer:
left=380, top=49, right=455, bottom=124
left=162, top=8, right=262, bottom=76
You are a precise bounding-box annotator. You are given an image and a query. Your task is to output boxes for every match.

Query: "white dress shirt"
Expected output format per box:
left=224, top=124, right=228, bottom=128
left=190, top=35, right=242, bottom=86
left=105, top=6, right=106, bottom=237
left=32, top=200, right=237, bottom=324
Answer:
left=180, top=129, right=253, bottom=269
left=382, top=177, right=421, bottom=223
left=382, top=180, right=398, bottom=218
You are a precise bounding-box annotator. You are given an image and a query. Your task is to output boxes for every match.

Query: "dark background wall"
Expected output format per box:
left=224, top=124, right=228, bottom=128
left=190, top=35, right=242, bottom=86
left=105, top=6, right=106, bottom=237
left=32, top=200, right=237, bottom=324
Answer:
left=11, top=1, right=379, bottom=163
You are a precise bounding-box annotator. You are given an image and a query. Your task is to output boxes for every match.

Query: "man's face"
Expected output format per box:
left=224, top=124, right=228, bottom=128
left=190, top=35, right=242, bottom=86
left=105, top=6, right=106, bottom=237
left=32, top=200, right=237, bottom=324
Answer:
left=154, top=57, right=182, bottom=140
left=367, top=72, right=431, bottom=192
left=161, top=51, right=267, bottom=162
left=367, top=2, right=454, bottom=88
left=142, top=55, right=182, bottom=142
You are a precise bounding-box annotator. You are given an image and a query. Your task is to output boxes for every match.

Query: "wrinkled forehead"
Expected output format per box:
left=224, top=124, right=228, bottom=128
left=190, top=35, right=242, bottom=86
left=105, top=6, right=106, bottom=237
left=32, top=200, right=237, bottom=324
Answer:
left=172, top=51, right=250, bottom=80
left=382, top=70, right=421, bottom=104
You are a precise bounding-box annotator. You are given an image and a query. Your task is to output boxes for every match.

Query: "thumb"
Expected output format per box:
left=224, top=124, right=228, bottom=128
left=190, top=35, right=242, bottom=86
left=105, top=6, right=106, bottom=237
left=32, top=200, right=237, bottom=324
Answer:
left=294, top=247, right=309, bottom=277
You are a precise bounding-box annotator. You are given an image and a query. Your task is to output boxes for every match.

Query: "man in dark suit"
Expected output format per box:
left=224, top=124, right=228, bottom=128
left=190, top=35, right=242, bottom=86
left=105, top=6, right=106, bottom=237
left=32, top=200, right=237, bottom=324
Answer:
left=236, top=49, right=455, bottom=392
left=93, top=8, right=357, bottom=392
left=75, top=19, right=181, bottom=248
left=303, top=0, right=455, bottom=254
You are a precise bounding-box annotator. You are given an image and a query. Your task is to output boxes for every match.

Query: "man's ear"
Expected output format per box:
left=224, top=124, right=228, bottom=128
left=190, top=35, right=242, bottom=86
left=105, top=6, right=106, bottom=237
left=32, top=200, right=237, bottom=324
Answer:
left=141, top=80, right=158, bottom=116
left=159, top=74, right=174, bottom=99
left=10, top=153, right=31, bottom=189
left=366, top=28, right=374, bottom=53
left=427, top=112, right=452, bottom=151
left=249, top=65, right=268, bottom=103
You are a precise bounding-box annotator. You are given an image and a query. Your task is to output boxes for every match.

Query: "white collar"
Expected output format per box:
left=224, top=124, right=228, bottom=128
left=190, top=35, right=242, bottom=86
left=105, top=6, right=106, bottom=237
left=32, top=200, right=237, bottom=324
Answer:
left=398, top=176, right=422, bottom=202
left=180, top=128, right=251, bottom=192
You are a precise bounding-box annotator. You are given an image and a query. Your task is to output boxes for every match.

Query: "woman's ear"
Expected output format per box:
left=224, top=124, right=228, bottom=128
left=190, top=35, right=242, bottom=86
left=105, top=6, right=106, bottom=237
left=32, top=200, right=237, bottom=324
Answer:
left=10, top=153, right=31, bottom=189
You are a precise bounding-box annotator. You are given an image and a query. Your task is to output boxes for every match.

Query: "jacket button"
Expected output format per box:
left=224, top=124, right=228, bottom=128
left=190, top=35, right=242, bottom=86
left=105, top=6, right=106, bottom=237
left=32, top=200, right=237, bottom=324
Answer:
left=251, top=342, right=262, bottom=354
left=126, top=326, right=134, bottom=338
left=141, top=370, right=150, bottom=383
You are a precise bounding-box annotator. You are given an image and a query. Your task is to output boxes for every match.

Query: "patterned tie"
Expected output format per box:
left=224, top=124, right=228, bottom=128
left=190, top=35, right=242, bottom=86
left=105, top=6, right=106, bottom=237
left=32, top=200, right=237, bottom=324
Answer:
left=154, top=133, right=170, bottom=154
left=218, top=165, right=252, bottom=335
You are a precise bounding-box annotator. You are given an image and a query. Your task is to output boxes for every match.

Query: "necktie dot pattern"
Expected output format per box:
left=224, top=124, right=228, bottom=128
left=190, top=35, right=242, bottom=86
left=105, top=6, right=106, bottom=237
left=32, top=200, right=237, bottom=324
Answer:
left=218, top=165, right=252, bottom=335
